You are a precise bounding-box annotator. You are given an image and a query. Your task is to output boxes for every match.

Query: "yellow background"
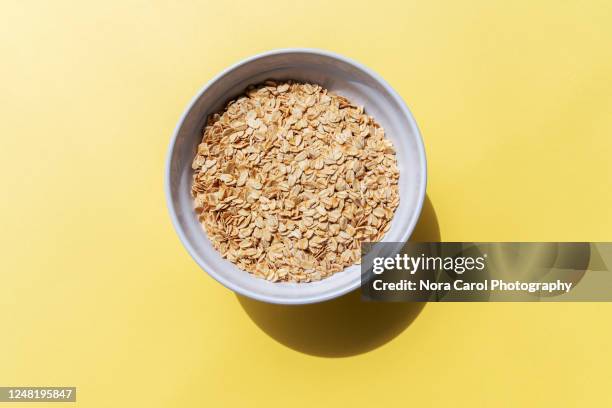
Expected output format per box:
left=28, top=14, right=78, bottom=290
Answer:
left=1, top=0, right=611, bottom=407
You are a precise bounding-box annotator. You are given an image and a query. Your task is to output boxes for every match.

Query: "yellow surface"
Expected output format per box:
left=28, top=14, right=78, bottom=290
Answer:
left=1, top=1, right=612, bottom=407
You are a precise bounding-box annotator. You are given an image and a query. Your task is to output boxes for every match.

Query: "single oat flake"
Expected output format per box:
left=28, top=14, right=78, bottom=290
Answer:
left=191, top=81, right=400, bottom=283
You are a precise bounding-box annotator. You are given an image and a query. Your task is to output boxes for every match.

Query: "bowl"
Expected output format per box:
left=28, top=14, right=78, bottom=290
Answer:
left=165, top=48, right=427, bottom=304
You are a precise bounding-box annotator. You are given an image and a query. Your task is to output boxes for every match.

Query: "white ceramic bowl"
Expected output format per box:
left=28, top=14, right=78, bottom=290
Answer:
left=165, top=49, right=427, bottom=304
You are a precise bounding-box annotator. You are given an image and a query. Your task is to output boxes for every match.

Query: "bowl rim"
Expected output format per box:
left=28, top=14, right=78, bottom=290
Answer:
left=164, top=48, right=427, bottom=304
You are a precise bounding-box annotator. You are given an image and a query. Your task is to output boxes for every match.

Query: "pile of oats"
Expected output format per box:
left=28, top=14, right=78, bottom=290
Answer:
left=191, top=81, right=399, bottom=282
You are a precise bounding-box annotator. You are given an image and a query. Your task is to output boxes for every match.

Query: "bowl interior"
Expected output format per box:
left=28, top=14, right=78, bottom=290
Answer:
left=166, top=50, right=426, bottom=304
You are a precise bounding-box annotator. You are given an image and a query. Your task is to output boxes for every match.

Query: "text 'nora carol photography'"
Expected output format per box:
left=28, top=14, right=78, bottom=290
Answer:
left=360, top=242, right=612, bottom=301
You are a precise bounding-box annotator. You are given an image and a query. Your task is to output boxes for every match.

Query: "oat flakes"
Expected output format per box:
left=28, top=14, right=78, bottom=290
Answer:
left=191, top=81, right=399, bottom=282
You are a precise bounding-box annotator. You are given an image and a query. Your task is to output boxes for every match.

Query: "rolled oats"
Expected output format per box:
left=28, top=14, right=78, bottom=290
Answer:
left=191, top=81, right=400, bottom=283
